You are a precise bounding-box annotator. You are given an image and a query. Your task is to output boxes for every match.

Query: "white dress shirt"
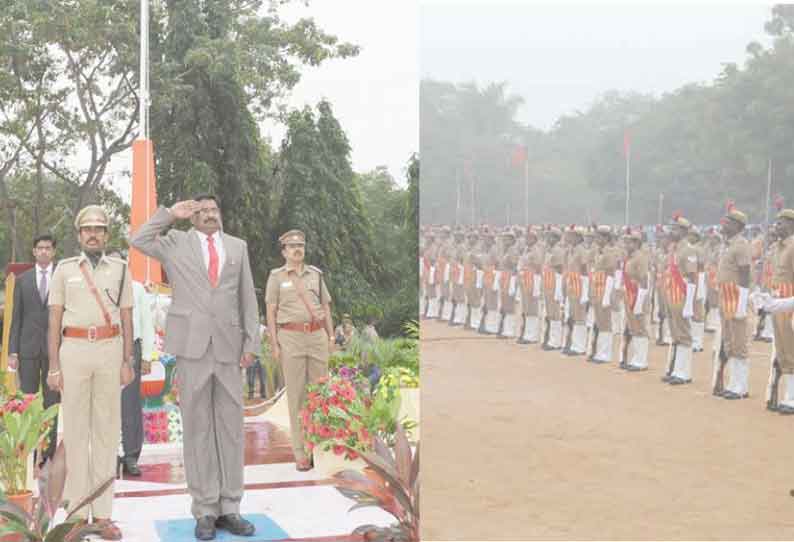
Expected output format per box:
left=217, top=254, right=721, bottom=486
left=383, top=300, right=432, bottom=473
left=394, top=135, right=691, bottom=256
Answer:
left=195, top=230, right=226, bottom=276
left=132, top=281, right=156, bottom=360
left=37, top=263, right=54, bottom=301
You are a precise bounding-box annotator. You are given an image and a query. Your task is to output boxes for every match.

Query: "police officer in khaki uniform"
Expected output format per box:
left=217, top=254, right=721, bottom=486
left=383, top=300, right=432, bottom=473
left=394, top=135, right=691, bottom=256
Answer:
left=518, top=227, right=544, bottom=344
left=589, top=226, right=618, bottom=363
left=542, top=227, right=566, bottom=350
left=767, top=210, right=794, bottom=412
left=265, top=230, right=334, bottom=470
left=563, top=226, right=589, bottom=356
left=622, top=229, right=651, bottom=370
left=688, top=227, right=707, bottom=352
left=713, top=208, right=752, bottom=399
left=47, top=205, right=134, bottom=540
left=663, top=215, right=699, bottom=385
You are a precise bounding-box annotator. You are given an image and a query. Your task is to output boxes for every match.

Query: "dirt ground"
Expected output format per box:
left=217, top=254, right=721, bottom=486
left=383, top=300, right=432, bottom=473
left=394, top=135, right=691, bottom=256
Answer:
left=420, top=319, right=794, bottom=541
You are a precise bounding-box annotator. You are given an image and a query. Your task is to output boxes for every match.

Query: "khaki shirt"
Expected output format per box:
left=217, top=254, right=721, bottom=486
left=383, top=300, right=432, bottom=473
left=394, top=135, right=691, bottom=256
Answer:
left=717, top=235, right=751, bottom=284
left=566, top=244, right=587, bottom=275
left=265, top=265, right=332, bottom=324
left=773, top=236, right=794, bottom=288
left=545, top=244, right=565, bottom=270
left=626, top=249, right=649, bottom=287
left=672, top=241, right=699, bottom=277
left=593, top=246, right=618, bottom=274
left=49, top=253, right=133, bottom=328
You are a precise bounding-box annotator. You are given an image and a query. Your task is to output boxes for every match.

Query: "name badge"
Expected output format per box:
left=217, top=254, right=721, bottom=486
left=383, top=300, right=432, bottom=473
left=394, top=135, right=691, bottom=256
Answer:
left=281, top=281, right=293, bottom=288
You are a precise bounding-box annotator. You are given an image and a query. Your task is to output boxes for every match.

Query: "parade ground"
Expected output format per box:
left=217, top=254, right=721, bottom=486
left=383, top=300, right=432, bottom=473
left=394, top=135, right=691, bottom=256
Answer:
left=49, top=394, right=391, bottom=542
left=421, top=320, right=794, bottom=540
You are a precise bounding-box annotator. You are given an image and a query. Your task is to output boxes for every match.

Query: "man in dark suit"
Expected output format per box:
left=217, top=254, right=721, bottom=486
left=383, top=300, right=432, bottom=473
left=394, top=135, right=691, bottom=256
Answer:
left=8, top=234, right=60, bottom=464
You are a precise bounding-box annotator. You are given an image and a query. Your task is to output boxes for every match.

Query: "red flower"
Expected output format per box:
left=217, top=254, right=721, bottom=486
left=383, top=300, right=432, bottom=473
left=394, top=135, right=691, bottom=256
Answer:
left=318, top=425, right=333, bottom=438
left=333, top=445, right=345, bottom=456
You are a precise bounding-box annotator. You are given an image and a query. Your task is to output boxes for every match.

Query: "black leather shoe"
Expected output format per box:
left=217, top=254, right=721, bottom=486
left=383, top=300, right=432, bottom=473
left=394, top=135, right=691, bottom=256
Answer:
left=721, top=391, right=749, bottom=400
left=122, top=457, right=142, bottom=477
left=661, top=375, right=673, bottom=383
left=215, top=514, right=255, bottom=536
left=778, top=405, right=794, bottom=415
left=668, top=377, right=692, bottom=385
left=195, top=516, right=217, bottom=540
left=626, top=365, right=647, bottom=372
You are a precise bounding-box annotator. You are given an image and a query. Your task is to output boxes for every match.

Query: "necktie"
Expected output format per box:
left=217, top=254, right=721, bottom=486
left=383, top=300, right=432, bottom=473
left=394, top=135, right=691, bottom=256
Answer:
left=39, top=269, right=48, bottom=304
left=207, top=236, right=219, bottom=287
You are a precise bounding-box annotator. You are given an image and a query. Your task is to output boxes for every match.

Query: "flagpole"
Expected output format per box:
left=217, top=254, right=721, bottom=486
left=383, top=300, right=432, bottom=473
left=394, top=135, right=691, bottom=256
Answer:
left=625, top=144, right=631, bottom=226
left=455, top=166, right=461, bottom=227
left=765, top=158, right=772, bottom=231
left=524, top=158, right=529, bottom=225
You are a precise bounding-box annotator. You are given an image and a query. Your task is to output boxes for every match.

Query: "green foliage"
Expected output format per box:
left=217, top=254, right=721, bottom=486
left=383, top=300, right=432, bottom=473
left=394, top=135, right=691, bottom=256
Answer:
left=421, top=6, right=794, bottom=226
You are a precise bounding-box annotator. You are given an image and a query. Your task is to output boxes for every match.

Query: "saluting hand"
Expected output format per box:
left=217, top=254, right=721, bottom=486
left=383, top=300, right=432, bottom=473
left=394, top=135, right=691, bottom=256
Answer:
left=169, top=200, right=200, bottom=220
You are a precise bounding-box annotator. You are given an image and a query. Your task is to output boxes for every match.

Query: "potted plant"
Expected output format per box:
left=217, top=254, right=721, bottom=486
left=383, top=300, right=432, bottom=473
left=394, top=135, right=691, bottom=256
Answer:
left=301, top=374, right=373, bottom=476
left=0, top=393, right=59, bottom=514
left=0, top=442, right=113, bottom=542
left=375, top=367, right=419, bottom=442
left=332, top=424, right=419, bottom=542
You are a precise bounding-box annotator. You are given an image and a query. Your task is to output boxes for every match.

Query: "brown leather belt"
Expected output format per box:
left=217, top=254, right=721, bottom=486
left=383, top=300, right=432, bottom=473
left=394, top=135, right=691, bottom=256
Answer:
left=278, top=320, right=325, bottom=333
left=63, top=324, right=120, bottom=342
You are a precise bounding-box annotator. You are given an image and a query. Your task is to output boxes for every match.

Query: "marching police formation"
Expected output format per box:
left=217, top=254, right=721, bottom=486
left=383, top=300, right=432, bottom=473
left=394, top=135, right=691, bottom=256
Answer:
left=420, top=206, right=794, bottom=414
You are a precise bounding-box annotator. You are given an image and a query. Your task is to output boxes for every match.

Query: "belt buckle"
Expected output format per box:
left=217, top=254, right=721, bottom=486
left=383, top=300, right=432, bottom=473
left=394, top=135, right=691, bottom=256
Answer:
left=303, top=322, right=310, bottom=333
left=87, top=326, right=98, bottom=342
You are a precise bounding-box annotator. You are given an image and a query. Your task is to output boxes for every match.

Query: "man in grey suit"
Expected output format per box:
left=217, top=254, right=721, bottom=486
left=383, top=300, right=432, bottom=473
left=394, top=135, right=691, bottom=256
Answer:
left=130, top=195, right=260, bottom=541
left=8, top=234, right=60, bottom=465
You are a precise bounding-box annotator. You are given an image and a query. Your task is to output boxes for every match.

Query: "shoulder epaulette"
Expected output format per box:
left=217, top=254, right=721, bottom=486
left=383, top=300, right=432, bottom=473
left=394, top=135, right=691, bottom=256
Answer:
left=307, top=265, right=323, bottom=274
left=107, top=256, right=128, bottom=265
left=271, top=266, right=285, bottom=274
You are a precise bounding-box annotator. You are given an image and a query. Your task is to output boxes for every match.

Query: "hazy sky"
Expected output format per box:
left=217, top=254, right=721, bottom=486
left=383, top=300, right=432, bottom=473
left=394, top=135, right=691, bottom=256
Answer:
left=420, top=2, right=773, bottom=130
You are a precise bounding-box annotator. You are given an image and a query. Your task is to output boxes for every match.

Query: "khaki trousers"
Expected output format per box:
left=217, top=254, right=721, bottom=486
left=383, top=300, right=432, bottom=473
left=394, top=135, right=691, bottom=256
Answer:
left=60, top=336, right=122, bottom=520
left=544, top=290, right=561, bottom=321
left=773, top=314, right=794, bottom=374
left=520, top=288, right=539, bottom=317
left=594, top=304, right=612, bottom=333
left=669, top=302, right=692, bottom=347
left=720, top=316, right=749, bottom=358
left=280, top=328, right=329, bottom=462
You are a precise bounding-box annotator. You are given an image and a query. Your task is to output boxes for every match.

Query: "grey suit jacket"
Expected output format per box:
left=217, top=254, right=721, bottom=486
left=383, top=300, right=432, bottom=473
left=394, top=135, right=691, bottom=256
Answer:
left=9, top=267, right=51, bottom=359
left=129, top=207, right=261, bottom=363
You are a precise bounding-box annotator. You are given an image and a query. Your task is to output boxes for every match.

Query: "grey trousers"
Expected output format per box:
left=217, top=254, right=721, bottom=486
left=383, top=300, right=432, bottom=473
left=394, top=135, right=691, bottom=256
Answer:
left=177, top=343, right=245, bottom=519
left=121, top=339, right=143, bottom=460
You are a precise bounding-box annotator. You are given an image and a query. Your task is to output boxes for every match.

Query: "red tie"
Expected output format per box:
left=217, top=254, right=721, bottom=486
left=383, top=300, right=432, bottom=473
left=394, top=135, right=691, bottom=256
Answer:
left=207, top=236, right=219, bottom=287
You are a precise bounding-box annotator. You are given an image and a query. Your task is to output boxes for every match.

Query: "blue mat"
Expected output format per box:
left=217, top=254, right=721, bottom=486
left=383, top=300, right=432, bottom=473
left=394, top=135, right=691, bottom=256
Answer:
left=154, top=515, right=289, bottom=541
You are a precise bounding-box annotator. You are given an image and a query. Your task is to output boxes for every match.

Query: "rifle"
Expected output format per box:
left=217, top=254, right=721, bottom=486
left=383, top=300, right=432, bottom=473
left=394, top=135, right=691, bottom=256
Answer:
left=665, top=343, right=678, bottom=378
left=767, top=357, right=782, bottom=411
left=542, top=316, right=551, bottom=348
left=517, top=312, right=527, bottom=343
left=754, top=309, right=767, bottom=340
left=463, top=303, right=472, bottom=329
left=564, top=316, right=574, bottom=353
left=711, top=334, right=728, bottom=395
left=448, top=301, right=457, bottom=326
left=621, top=326, right=631, bottom=368
left=589, top=324, right=599, bottom=360
left=496, top=311, right=506, bottom=336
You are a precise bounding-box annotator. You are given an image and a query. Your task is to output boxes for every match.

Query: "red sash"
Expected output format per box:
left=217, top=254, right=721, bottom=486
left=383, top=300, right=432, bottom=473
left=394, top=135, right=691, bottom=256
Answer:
left=624, top=262, right=639, bottom=311
left=665, top=253, right=686, bottom=306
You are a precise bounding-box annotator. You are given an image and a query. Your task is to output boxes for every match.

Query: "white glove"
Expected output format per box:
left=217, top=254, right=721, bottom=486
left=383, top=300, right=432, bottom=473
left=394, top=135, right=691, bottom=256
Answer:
left=443, top=263, right=451, bottom=284
left=696, top=272, right=706, bottom=301
left=515, top=287, right=522, bottom=303
left=602, top=276, right=614, bottom=307
left=493, top=271, right=501, bottom=292
left=456, top=265, right=465, bottom=286
left=532, top=274, right=541, bottom=298
left=428, top=266, right=435, bottom=285
left=508, top=275, right=517, bottom=296
left=580, top=276, right=590, bottom=305
left=554, top=273, right=563, bottom=303
left=752, top=293, right=794, bottom=314
left=682, top=283, right=695, bottom=319
left=736, top=286, right=749, bottom=318
left=634, top=288, right=648, bottom=316
left=614, top=270, right=624, bottom=291
left=475, top=270, right=484, bottom=289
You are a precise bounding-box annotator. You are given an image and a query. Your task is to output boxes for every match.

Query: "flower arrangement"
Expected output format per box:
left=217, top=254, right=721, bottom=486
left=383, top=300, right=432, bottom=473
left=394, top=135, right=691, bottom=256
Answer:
left=0, top=392, right=59, bottom=495
left=377, top=366, right=419, bottom=389
left=143, top=408, right=170, bottom=444
left=300, top=375, right=372, bottom=461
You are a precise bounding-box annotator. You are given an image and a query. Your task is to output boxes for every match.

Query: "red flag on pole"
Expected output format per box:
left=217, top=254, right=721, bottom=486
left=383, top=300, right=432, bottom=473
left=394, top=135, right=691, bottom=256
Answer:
left=511, top=145, right=528, bottom=168
left=623, top=130, right=631, bottom=158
